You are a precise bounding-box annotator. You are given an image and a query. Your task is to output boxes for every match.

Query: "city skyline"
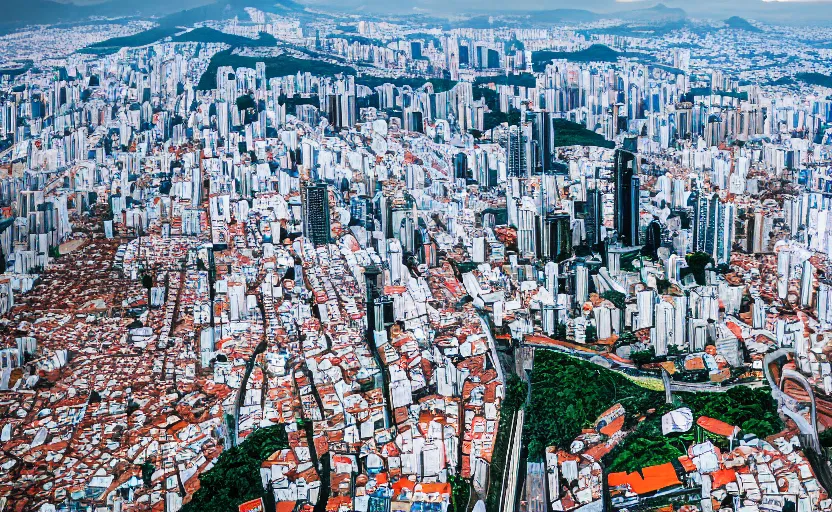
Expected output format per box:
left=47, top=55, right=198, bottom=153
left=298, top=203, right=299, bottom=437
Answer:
left=2, top=1, right=832, bottom=512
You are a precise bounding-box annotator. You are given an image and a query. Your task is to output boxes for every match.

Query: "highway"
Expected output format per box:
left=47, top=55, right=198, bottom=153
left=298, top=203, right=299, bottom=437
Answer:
left=525, top=461, right=547, bottom=512
left=500, top=407, right=525, bottom=512
left=526, top=340, right=763, bottom=394
left=763, top=348, right=832, bottom=493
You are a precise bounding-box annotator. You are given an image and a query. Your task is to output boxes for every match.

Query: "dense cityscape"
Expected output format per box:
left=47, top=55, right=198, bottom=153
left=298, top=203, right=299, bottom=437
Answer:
left=2, top=0, right=832, bottom=511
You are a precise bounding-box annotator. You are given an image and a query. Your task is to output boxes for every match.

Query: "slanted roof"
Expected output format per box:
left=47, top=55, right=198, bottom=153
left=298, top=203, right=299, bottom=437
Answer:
left=608, top=463, right=682, bottom=495
left=696, top=416, right=738, bottom=437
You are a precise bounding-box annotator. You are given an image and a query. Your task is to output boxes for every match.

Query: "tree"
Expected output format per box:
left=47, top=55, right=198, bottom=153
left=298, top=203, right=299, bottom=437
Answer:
left=449, top=474, right=470, bottom=512
left=601, top=290, right=626, bottom=310
left=141, top=274, right=153, bottom=307
left=630, top=347, right=656, bottom=366
left=524, top=351, right=663, bottom=461
left=683, top=251, right=714, bottom=286
left=503, top=373, right=527, bottom=412
left=181, top=425, right=289, bottom=512
left=616, top=330, right=638, bottom=346
left=235, top=94, right=256, bottom=112
left=141, top=461, right=154, bottom=488
left=585, top=325, right=598, bottom=343
left=714, top=263, right=731, bottom=275
left=820, top=428, right=832, bottom=448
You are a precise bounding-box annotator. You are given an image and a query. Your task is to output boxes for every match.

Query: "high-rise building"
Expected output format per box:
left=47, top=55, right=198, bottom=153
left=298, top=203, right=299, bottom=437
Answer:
left=501, top=125, right=528, bottom=179
left=454, top=152, right=467, bottom=181
left=583, top=187, right=603, bottom=250
left=613, top=148, right=639, bottom=246
left=517, top=202, right=536, bottom=258
left=539, top=212, right=571, bottom=262
left=527, top=110, right=555, bottom=173
left=714, top=201, right=736, bottom=265
left=302, top=182, right=330, bottom=246
left=691, top=192, right=733, bottom=263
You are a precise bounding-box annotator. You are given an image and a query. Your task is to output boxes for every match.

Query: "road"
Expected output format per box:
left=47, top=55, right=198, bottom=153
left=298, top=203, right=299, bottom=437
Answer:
left=763, top=348, right=832, bottom=493
left=525, top=461, right=547, bottom=512
left=501, top=407, right=525, bottom=512
left=530, top=341, right=765, bottom=394
left=479, top=312, right=505, bottom=384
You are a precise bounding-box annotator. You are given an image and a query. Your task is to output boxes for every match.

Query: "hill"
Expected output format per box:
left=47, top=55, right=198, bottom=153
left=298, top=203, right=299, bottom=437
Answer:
left=172, top=28, right=277, bottom=46
left=797, top=72, right=832, bottom=88
left=0, top=0, right=305, bottom=35
left=554, top=119, right=615, bottom=149
left=80, top=26, right=181, bottom=54
left=197, top=49, right=356, bottom=91
left=0, top=0, right=81, bottom=34
left=531, top=44, right=655, bottom=72
left=725, top=16, right=761, bottom=32
left=612, top=3, right=687, bottom=23
left=498, top=8, right=601, bottom=24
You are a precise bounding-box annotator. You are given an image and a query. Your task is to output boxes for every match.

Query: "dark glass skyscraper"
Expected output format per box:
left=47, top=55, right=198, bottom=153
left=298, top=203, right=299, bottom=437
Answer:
left=539, top=212, right=572, bottom=262
left=584, top=187, right=602, bottom=249
left=454, top=152, right=467, bottom=180
left=302, top=182, right=331, bottom=246
left=614, top=148, right=639, bottom=247
left=527, top=110, right=555, bottom=173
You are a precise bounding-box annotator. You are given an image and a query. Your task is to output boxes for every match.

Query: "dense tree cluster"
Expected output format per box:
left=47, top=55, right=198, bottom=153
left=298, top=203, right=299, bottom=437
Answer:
left=606, top=386, right=783, bottom=473
left=678, top=386, right=782, bottom=439
left=604, top=414, right=683, bottom=473
left=683, top=251, right=714, bottom=285
left=524, top=351, right=663, bottom=460
left=503, top=373, right=528, bottom=412
left=601, top=290, right=627, bottom=311
left=524, top=350, right=784, bottom=471
left=181, top=425, right=289, bottom=512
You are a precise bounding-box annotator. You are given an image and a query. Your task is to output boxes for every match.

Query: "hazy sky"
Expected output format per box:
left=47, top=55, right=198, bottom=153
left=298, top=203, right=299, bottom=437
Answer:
left=50, top=0, right=832, bottom=24
left=299, top=0, right=832, bottom=23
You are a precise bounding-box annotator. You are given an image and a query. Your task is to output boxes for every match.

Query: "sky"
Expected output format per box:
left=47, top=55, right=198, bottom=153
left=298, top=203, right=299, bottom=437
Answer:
left=44, top=0, right=832, bottom=24
left=299, top=0, right=832, bottom=23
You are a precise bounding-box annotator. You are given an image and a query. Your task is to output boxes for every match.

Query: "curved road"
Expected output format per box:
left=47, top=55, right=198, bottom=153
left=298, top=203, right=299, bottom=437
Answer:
left=763, top=348, right=832, bottom=493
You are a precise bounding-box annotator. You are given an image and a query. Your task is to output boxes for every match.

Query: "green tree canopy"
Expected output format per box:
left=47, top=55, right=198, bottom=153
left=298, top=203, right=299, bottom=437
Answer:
left=181, top=425, right=289, bottom=512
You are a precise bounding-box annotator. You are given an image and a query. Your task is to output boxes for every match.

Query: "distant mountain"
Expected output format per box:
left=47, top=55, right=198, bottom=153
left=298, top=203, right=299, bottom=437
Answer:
left=0, top=0, right=210, bottom=31
left=611, top=3, right=686, bottom=23
left=0, top=0, right=306, bottom=34
left=450, top=4, right=686, bottom=28
left=530, top=43, right=656, bottom=72
left=724, top=16, right=761, bottom=32
left=502, top=9, right=601, bottom=24
left=0, top=0, right=82, bottom=26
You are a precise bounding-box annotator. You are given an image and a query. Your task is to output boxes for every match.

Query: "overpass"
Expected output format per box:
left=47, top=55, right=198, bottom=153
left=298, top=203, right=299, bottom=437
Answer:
left=763, top=348, right=832, bottom=493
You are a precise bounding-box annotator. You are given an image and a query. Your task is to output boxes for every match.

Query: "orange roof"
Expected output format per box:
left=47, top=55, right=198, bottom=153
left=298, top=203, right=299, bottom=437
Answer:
left=608, top=463, right=682, bottom=495
left=677, top=456, right=696, bottom=473
left=696, top=416, right=737, bottom=437
left=392, top=478, right=416, bottom=494
left=419, top=482, right=451, bottom=495
left=599, top=415, right=625, bottom=437
left=726, top=322, right=743, bottom=340
left=276, top=502, right=296, bottom=512
left=710, top=468, right=737, bottom=489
